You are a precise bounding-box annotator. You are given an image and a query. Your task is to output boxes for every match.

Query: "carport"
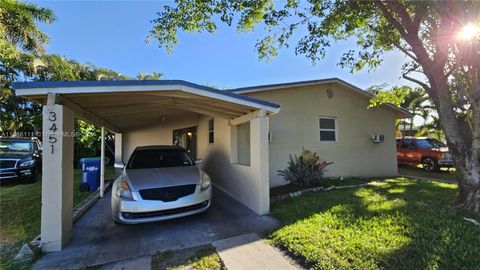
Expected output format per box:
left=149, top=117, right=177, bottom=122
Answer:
left=12, top=80, right=280, bottom=252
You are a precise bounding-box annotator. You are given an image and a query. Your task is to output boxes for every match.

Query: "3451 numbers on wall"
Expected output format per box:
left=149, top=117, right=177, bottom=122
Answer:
left=48, top=111, right=57, bottom=154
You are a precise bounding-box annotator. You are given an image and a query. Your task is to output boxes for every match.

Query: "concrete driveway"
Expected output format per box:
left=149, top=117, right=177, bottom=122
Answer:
left=33, top=188, right=279, bottom=270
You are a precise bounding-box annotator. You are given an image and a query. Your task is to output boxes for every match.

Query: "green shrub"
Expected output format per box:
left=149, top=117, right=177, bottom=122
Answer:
left=277, top=148, right=332, bottom=187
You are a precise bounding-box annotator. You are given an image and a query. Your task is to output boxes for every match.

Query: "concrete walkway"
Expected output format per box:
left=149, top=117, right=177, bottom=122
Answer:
left=97, top=233, right=299, bottom=270
left=213, top=233, right=298, bottom=270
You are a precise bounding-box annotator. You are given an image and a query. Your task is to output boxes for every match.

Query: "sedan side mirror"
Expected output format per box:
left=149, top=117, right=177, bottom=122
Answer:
left=195, top=159, right=204, bottom=165
left=114, top=162, right=125, bottom=169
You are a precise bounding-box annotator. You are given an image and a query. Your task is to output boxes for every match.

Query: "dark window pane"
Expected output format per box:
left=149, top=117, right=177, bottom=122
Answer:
left=320, top=131, right=336, bottom=141
left=401, top=139, right=415, bottom=149
left=319, top=118, right=335, bottom=129
left=208, top=119, right=214, bottom=131
left=208, top=132, right=214, bottom=144
left=208, top=119, right=214, bottom=144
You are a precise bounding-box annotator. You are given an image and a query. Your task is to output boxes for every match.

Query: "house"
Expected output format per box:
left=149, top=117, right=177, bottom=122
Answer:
left=12, top=78, right=409, bottom=252
left=398, top=120, right=420, bottom=137
left=230, top=78, right=411, bottom=187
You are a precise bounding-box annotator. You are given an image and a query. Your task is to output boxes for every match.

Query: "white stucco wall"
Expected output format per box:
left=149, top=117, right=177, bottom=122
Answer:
left=121, top=112, right=270, bottom=215
left=242, top=84, right=399, bottom=187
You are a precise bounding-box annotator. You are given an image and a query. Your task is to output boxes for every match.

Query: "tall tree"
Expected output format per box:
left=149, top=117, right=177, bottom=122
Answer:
left=150, top=0, right=480, bottom=212
left=0, top=0, right=55, bottom=133
left=0, top=0, right=55, bottom=54
left=368, top=85, right=431, bottom=136
left=136, top=71, right=164, bottom=80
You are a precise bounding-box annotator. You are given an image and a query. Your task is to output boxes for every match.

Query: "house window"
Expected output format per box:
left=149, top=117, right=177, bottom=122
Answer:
left=208, top=119, right=214, bottom=144
left=319, top=117, right=337, bottom=142
left=236, top=122, right=250, bottom=165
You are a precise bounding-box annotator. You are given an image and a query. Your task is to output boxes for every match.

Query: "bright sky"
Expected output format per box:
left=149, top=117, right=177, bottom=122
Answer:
left=32, top=0, right=415, bottom=90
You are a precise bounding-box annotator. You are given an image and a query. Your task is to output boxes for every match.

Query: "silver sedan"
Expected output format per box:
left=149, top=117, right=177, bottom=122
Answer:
left=111, top=145, right=212, bottom=224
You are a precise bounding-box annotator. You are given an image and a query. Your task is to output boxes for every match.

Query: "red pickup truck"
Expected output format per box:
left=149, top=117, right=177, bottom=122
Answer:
left=396, top=137, right=454, bottom=171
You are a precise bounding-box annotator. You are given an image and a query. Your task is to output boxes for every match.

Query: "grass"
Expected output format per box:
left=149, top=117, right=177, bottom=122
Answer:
left=270, top=178, right=480, bottom=270
left=398, top=165, right=456, bottom=182
left=151, top=245, right=225, bottom=270
left=0, top=167, right=115, bottom=270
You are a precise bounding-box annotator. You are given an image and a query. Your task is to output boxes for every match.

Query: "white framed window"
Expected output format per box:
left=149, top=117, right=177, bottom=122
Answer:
left=319, top=117, right=337, bottom=143
left=208, top=119, right=214, bottom=144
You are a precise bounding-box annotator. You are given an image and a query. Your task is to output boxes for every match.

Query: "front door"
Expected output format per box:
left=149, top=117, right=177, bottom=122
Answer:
left=172, top=126, right=197, bottom=160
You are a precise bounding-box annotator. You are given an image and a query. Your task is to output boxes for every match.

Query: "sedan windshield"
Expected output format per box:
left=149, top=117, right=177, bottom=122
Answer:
left=416, top=139, right=446, bottom=149
left=0, top=140, right=33, bottom=154
left=128, top=148, right=194, bottom=169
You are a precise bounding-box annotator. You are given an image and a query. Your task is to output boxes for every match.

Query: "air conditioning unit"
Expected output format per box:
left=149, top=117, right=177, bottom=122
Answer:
left=372, top=134, right=385, bottom=143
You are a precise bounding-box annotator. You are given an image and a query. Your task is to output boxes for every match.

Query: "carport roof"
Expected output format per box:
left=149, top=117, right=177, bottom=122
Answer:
left=12, top=80, right=281, bottom=132
left=12, top=80, right=280, bottom=109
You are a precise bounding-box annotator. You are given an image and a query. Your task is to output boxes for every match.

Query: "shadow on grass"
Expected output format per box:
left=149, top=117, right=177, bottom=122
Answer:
left=270, top=179, right=480, bottom=269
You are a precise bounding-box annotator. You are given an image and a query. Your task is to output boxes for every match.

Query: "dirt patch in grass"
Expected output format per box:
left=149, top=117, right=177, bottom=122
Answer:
left=151, top=245, right=225, bottom=270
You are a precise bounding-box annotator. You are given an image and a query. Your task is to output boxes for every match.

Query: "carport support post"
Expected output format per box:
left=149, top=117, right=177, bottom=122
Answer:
left=41, top=102, right=74, bottom=252
left=114, top=133, right=123, bottom=177
left=250, top=113, right=270, bottom=215
left=100, top=127, right=105, bottom=198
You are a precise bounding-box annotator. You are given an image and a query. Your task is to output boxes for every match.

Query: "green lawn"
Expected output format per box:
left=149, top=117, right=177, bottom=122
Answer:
left=270, top=178, right=480, bottom=270
left=0, top=167, right=115, bottom=270
left=151, top=245, right=225, bottom=270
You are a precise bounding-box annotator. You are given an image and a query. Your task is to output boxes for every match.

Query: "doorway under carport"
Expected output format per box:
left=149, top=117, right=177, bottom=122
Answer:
left=172, top=126, right=197, bottom=159
left=12, top=80, right=280, bottom=252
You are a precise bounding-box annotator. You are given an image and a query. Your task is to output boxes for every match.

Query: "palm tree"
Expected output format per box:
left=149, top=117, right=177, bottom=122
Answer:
left=0, top=0, right=55, bottom=54
left=136, top=71, right=164, bottom=80
left=0, top=0, right=54, bottom=132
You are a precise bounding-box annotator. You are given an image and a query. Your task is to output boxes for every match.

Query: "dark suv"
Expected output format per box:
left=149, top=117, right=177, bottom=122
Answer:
left=0, top=137, right=42, bottom=182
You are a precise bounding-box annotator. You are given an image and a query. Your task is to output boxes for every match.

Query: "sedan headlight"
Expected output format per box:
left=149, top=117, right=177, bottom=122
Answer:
left=18, top=159, right=35, bottom=168
left=116, top=180, right=133, bottom=199
left=200, top=172, right=211, bottom=192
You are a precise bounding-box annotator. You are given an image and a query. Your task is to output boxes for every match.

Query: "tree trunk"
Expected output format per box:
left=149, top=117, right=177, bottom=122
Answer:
left=426, top=71, right=480, bottom=214
left=409, top=117, right=413, bottom=136
left=456, top=172, right=480, bottom=213
left=376, top=0, right=480, bottom=213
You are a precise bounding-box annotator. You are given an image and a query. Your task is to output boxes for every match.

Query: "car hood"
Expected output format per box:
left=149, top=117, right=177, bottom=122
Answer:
left=0, top=152, right=32, bottom=159
left=124, top=166, right=200, bottom=191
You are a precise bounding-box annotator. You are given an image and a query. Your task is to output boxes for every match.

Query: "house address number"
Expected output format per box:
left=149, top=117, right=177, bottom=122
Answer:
left=48, top=111, right=57, bottom=154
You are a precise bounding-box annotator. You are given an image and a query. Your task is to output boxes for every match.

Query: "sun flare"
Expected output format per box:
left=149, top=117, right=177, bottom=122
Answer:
left=457, top=23, right=480, bottom=41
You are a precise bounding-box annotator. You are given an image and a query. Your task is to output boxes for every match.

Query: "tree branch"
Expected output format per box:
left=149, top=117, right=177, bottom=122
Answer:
left=374, top=2, right=408, bottom=37
left=392, top=42, right=417, bottom=62
left=379, top=1, right=433, bottom=67
left=412, top=3, right=427, bottom=32
left=403, top=74, right=431, bottom=91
